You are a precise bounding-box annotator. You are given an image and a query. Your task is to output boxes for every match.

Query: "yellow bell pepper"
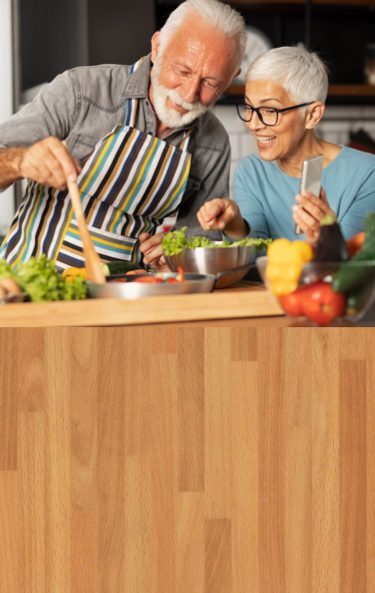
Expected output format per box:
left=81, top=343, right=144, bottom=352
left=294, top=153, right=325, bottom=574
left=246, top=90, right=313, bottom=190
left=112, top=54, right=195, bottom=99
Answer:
left=266, top=239, right=313, bottom=296
left=62, top=267, right=88, bottom=281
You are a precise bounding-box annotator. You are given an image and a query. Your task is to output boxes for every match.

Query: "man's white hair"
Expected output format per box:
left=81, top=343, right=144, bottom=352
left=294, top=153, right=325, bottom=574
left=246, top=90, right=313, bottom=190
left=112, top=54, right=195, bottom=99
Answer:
left=246, top=46, right=329, bottom=103
left=159, top=0, right=246, bottom=69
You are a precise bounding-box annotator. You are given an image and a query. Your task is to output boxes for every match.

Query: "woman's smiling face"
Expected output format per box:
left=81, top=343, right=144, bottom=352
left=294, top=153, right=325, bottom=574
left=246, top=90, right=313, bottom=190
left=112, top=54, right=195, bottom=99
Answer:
left=244, top=79, right=309, bottom=162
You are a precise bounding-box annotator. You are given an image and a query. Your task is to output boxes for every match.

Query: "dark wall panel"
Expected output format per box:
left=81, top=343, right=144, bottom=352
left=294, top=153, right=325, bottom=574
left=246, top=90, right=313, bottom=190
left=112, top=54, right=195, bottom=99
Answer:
left=88, top=0, right=155, bottom=66
left=20, top=0, right=155, bottom=90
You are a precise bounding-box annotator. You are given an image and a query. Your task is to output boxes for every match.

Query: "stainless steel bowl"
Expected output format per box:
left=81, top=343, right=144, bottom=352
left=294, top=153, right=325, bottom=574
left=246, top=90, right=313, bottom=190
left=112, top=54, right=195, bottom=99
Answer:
left=164, top=244, right=256, bottom=288
left=88, top=272, right=216, bottom=299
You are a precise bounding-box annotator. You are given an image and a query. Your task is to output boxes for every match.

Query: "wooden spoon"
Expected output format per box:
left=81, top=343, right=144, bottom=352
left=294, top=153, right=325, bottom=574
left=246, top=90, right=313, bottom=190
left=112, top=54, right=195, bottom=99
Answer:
left=67, top=180, right=106, bottom=283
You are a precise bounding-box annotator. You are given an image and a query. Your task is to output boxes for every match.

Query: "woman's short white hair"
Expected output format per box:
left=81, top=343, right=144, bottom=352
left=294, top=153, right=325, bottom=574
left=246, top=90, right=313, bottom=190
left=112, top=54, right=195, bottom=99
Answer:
left=246, top=46, right=329, bottom=103
left=159, top=0, right=246, bottom=69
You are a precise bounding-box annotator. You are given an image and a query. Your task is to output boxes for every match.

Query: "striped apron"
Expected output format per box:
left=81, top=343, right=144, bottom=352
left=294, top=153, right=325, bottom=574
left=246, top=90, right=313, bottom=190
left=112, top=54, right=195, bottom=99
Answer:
left=0, top=61, right=192, bottom=270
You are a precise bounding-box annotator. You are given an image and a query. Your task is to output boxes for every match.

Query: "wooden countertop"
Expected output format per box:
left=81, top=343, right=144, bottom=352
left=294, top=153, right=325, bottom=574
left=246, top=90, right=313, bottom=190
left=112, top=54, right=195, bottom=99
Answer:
left=0, top=284, right=284, bottom=328
left=1, top=323, right=374, bottom=592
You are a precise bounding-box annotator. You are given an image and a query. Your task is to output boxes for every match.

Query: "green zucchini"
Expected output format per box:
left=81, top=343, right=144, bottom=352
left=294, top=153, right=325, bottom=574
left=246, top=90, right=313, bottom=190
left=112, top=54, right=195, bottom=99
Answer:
left=332, top=252, right=375, bottom=293
left=346, top=281, right=375, bottom=317
left=333, top=213, right=375, bottom=293
left=107, top=261, right=143, bottom=275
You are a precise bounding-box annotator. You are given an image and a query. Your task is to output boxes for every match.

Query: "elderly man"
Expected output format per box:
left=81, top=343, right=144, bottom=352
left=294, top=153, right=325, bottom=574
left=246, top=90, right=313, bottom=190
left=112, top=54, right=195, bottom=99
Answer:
left=0, top=0, right=245, bottom=270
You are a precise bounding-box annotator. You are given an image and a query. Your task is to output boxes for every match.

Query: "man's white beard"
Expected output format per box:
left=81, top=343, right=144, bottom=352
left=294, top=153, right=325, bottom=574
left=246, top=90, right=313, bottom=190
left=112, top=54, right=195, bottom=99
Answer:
left=151, top=59, right=209, bottom=128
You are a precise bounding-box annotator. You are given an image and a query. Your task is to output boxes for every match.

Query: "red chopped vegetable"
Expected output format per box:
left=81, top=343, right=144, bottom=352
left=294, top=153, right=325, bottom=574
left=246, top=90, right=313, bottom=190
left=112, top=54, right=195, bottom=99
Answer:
left=177, top=266, right=185, bottom=283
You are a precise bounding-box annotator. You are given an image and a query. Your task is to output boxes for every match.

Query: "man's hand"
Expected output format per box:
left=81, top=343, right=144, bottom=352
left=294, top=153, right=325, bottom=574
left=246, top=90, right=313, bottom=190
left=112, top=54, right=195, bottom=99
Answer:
left=293, top=188, right=335, bottom=244
left=139, top=232, right=169, bottom=272
left=15, top=137, right=81, bottom=189
left=197, top=198, right=247, bottom=239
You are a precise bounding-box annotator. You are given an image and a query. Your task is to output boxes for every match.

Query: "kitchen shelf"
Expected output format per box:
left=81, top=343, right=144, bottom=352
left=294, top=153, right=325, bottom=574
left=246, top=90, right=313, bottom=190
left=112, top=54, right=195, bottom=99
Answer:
left=223, top=84, right=375, bottom=101
left=158, top=0, right=374, bottom=5
left=231, top=0, right=374, bottom=5
left=328, top=84, right=375, bottom=97
left=156, top=0, right=375, bottom=105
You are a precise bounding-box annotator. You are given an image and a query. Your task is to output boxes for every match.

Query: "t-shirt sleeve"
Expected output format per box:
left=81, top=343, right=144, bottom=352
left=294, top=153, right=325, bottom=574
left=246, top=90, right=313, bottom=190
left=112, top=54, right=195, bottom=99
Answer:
left=339, top=165, right=375, bottom=239
left=233, top=157, right=271, bottom=239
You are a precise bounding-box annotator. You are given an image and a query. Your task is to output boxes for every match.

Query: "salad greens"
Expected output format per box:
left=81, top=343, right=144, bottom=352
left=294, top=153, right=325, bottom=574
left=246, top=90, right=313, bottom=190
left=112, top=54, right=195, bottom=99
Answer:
left=162, top=227, right=271, bottom=256
left=0, top=259, right=15, bottom=280
left=0, top=255, right=87, bottom=302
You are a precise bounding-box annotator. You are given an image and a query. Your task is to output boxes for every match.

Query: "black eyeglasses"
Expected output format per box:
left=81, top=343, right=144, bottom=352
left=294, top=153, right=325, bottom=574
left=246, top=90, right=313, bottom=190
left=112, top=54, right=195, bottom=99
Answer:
left=236, top=101, right=314, bottom=126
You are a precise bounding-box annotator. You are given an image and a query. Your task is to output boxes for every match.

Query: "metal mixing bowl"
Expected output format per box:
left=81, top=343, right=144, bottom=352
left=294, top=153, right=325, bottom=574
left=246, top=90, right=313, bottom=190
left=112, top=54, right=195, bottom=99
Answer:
left=88, top=272, right=216, bottom=299
left=164, top=244, right=256, bottom=288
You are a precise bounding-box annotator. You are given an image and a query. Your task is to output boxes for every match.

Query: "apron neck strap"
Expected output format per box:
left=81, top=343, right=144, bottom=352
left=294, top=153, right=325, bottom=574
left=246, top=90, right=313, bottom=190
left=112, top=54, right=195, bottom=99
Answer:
left=124, top=57, right=145, bottom=127
left=179, top=128, right=193, bottom=151
left=124, top=98, right=138, bottom=127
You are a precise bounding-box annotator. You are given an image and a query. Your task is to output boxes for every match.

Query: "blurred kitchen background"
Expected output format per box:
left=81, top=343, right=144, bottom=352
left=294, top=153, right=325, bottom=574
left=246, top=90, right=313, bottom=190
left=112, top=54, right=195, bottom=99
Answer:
left=0, top=0, right=374, bottom=236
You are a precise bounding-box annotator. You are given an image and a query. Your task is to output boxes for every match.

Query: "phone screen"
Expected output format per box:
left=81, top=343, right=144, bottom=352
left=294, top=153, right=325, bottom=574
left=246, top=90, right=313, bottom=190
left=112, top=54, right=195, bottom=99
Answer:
left=295, top=155, right=324, bottom=234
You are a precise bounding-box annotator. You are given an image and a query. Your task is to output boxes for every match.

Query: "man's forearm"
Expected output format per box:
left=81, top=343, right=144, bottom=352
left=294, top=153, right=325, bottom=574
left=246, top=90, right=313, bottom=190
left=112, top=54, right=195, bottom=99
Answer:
left=0, top=147, right=24, bottom=189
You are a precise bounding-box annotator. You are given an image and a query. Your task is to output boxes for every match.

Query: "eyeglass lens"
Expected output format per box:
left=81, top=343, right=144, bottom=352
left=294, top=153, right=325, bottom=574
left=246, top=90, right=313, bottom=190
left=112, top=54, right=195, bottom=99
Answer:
left=237, top=105, right=278, bottom=126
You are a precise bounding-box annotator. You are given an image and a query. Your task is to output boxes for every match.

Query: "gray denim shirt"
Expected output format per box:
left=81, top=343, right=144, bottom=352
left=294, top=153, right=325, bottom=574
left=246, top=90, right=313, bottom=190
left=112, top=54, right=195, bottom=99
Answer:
left=0, top=56, right=231, bottom=233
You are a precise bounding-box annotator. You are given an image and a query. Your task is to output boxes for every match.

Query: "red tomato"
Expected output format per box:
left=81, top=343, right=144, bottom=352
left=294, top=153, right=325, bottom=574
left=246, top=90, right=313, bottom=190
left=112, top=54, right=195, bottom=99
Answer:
left=279, top=286, right=308, bottom=317
left=301, top=282, right=346, bottom=325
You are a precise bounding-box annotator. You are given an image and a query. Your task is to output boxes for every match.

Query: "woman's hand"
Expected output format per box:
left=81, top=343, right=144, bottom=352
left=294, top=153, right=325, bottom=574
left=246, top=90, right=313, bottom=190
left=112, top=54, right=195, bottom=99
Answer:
left=293, top=188, right=335, bottom=244
left=197, top=198, right=247, bottom=239
left=139, top=232, right=170, bottom=272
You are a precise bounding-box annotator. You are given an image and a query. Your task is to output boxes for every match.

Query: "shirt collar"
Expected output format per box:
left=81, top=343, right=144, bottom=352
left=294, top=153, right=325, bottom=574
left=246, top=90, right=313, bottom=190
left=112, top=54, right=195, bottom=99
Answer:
left=123, top=54, right=152, bottom=98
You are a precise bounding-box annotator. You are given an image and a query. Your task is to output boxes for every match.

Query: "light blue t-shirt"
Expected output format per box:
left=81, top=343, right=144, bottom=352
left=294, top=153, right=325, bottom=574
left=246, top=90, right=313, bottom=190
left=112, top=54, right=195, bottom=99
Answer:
left=233, top=146, right=375, bottom=240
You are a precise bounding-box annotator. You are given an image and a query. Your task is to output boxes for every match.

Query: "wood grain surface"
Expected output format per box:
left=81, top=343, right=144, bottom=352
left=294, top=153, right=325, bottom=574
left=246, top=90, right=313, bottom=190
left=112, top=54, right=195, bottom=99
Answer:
left=0, top=285, right=283, bottom=327
left=0, top=324, right=374, bottom=593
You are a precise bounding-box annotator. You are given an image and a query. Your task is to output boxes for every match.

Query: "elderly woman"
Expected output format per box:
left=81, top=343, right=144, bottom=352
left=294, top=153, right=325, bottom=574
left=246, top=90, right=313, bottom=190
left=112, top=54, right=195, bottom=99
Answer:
left=197, top=46, right=375, bottom=243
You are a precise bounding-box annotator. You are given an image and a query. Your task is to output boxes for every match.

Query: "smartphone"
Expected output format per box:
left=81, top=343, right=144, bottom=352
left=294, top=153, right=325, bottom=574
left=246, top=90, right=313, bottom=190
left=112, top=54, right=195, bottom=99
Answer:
left=295, top=155, right=324, bottom=234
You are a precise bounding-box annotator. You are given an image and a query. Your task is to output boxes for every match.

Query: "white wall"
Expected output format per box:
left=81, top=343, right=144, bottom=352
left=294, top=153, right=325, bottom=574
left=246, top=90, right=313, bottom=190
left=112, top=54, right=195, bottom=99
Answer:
left=0, top=0, right=15, bottom=236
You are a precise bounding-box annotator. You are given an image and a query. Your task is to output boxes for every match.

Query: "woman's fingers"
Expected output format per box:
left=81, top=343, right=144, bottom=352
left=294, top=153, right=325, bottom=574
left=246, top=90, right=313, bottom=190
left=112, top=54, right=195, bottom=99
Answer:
left=294, top=187, right=335, bottom=241
left=295, top=191, right=327, bottom=219
left=297, top=189, right=335, bottom=217
left=292, top=204, right=319, bottom=244
left=197, top=198, right=237, bottom=230
left=197, top=200, right=226, bottom=230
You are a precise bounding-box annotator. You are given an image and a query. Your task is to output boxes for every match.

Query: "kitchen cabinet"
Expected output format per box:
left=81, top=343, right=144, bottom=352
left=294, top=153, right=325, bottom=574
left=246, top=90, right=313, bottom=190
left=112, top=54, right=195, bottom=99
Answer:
left=1, top=317, right=374, bottom=593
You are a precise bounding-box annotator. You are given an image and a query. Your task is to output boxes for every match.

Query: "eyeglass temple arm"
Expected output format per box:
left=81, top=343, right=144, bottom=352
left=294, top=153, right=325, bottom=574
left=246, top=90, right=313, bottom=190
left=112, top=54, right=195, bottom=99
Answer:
left=278, top=102, right=314, bottom=113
